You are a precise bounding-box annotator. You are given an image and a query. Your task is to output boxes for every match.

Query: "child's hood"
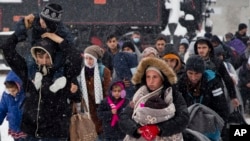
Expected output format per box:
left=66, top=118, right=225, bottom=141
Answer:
left=5, top=71, right=23, bottom=91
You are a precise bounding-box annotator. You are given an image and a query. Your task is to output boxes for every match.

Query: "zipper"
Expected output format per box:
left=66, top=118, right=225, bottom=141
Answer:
left=35, top=87, right=42, bottom=137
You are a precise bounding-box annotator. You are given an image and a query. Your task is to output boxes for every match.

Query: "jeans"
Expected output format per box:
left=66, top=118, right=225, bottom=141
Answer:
left=24, top=135, right=68, bottom=141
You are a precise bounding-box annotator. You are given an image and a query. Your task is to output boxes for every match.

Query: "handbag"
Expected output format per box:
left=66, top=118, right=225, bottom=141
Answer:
left=227, top=105, right=248, bottom=125
left=69, top=99, right=97, bottom=141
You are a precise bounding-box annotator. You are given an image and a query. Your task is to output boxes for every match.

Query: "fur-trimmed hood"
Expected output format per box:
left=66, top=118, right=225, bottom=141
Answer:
left=132, top=57, right=177, bottom=85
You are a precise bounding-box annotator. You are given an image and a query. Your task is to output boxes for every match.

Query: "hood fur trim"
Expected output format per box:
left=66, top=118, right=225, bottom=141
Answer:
left=132, top=57, right=177, bottom=85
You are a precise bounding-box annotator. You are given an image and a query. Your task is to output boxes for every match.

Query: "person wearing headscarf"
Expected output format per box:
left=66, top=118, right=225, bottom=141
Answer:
left=78, top=45, right=111, bottom=139
left=119, top=57, right=189, bottom=141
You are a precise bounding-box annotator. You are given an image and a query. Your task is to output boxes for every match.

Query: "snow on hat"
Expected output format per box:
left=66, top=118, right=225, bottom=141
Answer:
left=84, top=45, right=104, bottom=59
left=40, top=3, right=63, bottom=22
left=141, top=47, right=159, bottom=58
left=238, top=23, right=247, bottom=31
left=122, top=41, right=135, bottom=52
left=185, top=55, right=205, bottom=73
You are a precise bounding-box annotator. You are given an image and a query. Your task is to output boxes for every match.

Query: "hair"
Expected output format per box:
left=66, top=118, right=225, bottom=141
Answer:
left=34, top=48, right=47, bottom=55
left=4, top=81, right=18, bottom=89
left=133, top=31, right=141, bottom=35
left=106, top=34, right=117, bottom=42
left=155, top=34, right=167, bottom=43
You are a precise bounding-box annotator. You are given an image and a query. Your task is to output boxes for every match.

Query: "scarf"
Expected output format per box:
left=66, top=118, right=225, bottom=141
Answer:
left=124, top=85, right=183, bottom=141
left=80, top=64, right=103, bottom=112
left=107, top=96, right=125, bottom=127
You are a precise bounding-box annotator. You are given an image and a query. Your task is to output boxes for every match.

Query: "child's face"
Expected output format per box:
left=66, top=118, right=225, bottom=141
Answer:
left=112, top=85, right=122, bottom=99
left=122, top=47, right=133, bottom=53
left=36, top=53, right=52, bottom=66
left=6, top=87, right=18, bottom=97
left=106, top=37, right=118, bottom=50
left=179, top=45, right=186, bottom=54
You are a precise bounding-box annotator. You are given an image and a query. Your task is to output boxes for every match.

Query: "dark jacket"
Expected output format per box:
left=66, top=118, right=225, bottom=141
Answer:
left=113, top=52, right=138, bottom=99
left=238, top=62, right=250, bottom=92
left=194, top=38, right=237, bottom=99
left=0, top=71, right=26, bottom=138
left=0, top=34, right=82, bottom=138
left=177, top=72, right=230, bottom=121
left=97, top=95, right=129, bottom=140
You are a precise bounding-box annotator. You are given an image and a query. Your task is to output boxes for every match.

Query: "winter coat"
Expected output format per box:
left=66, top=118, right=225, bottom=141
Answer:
left=119, top=57, right=189, bottom=139
left=78, top=65, right=111, bottom=135
left=31, top=13, right=74, bottom=46
left=238, top=62, right=250, bottom=92
left=177, top=71, right=230, bottom=121
left=194, top=38, right=237, bottom=99
left=113, top=52, right=138, bottom=99
left=0, top=34, right=82, bottom=138
left=97, top=96, right=129, bottom=140
left=0, top=71, right=26, bottom=139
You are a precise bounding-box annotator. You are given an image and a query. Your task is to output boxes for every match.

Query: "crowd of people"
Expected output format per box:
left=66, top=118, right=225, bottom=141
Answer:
left=0, top=2, right=249, bottom=141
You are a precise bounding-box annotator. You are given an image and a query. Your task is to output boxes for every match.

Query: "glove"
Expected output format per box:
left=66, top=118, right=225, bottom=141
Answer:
left=139, top=125, right=159, bottom=141
left=144, top=95, right=167, bottom=109
left=14, top=18, right=27, bottom=41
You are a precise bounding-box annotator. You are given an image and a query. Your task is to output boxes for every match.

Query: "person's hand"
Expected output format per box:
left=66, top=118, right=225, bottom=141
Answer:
left=123, top=78, right=130, bottom=87
left=24, top=14, right=35, bottom=29
left=231, top=98, right=240, bottom=108
left=70, top=83, right=78, bottom=93
left=139, top=125, right=159, bottom=141
left=246, top=82, right=250, bottom=88
left=41, top=32, right=63, bottom=44
left=111, top=109, right=117, bottom=114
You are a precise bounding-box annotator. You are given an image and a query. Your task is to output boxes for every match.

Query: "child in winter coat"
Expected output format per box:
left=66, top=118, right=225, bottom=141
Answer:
left=14, top=3, right=75, bottom=93
left=0, top=71, right=26, bottom=141
left=97, top=80, right=129, bottom=141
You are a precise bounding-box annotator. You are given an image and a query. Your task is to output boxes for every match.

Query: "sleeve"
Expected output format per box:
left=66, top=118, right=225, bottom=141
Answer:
left=208, top=77, right=230, bottom=121
left=118, top=104, right=141, bottom=138
left=217, top=61, right=237, bottom=99
left=97, top=99, right=112, bottom=122
left=157, top=88, right=190, bottom=137
left=0, top=94, right=8, bottom=124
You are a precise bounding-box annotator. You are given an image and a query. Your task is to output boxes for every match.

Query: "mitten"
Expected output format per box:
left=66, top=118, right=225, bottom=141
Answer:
left=140, top=125, right=159, bottom=141
left=14, top=18, right=27, bottom=41
left=144, top=95, right=168, bottom=109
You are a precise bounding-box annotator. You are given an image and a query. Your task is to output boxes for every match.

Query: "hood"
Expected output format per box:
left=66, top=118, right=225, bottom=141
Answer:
left=162, top=52, right=184, bottom=72
left=4, top=71, right=23, bottom=91
left=132, top=57, right=177, bottom=85
left=194, top=37, right=214, bottom=58
left=30, top=38, right=57, bottom=65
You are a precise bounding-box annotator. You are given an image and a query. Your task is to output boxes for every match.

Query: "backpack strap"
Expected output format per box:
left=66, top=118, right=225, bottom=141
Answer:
left=98, top=63, right=105, bottom=80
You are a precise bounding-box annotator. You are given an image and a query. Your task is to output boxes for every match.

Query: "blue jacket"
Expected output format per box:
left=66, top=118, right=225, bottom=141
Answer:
left=0, top=71, right=25, bottom=132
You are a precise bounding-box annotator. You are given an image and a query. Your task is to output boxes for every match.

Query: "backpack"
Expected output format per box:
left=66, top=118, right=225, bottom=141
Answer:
left=187, top=103, right=225, bottom=141
left=183, top=128, right=211, bottom=141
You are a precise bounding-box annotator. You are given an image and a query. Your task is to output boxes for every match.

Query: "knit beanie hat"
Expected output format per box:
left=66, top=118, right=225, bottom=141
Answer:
left=238, top=23, right=247, bottom=31
left=141, top=47, right=159, bottom=58
left=84, top=45, right=104, bottom=59
left=40, top=3, right=63, bottom=22
left=122, top=41, right=135, bottom=52
left=111, top=81, right=126, bottom=98
left=185, top=55, right=205, bottom=73
left=146, top=66, right=164, bottom=80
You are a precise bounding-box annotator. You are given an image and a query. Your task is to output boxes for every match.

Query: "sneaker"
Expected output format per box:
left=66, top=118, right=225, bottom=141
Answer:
left=49, top=76, right=67, bottom=93
left=33, top=72, right=43, bottom=90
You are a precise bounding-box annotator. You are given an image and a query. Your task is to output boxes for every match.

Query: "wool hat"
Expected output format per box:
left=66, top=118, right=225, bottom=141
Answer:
left=122, top=41, right=135, bottom=52
left=180, top=38, right=189, bottom=45
left=111, top=81, right=126, bottom=98
left=146, top=66, right=164, bottom=80
left=141, top=47, right=159, bottom=58
left=238, top=23, right=247, bottom=31
left=40, top=3, right=63, bottom=22
left=185, top=55, right=205, bottom=73
left=84, top=45, right=104, bottom=59
left=30, top=38, right=57, bottom=65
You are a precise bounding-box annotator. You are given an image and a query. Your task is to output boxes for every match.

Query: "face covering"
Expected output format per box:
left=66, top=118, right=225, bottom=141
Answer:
left=133, top=38, right=140, bottom=43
